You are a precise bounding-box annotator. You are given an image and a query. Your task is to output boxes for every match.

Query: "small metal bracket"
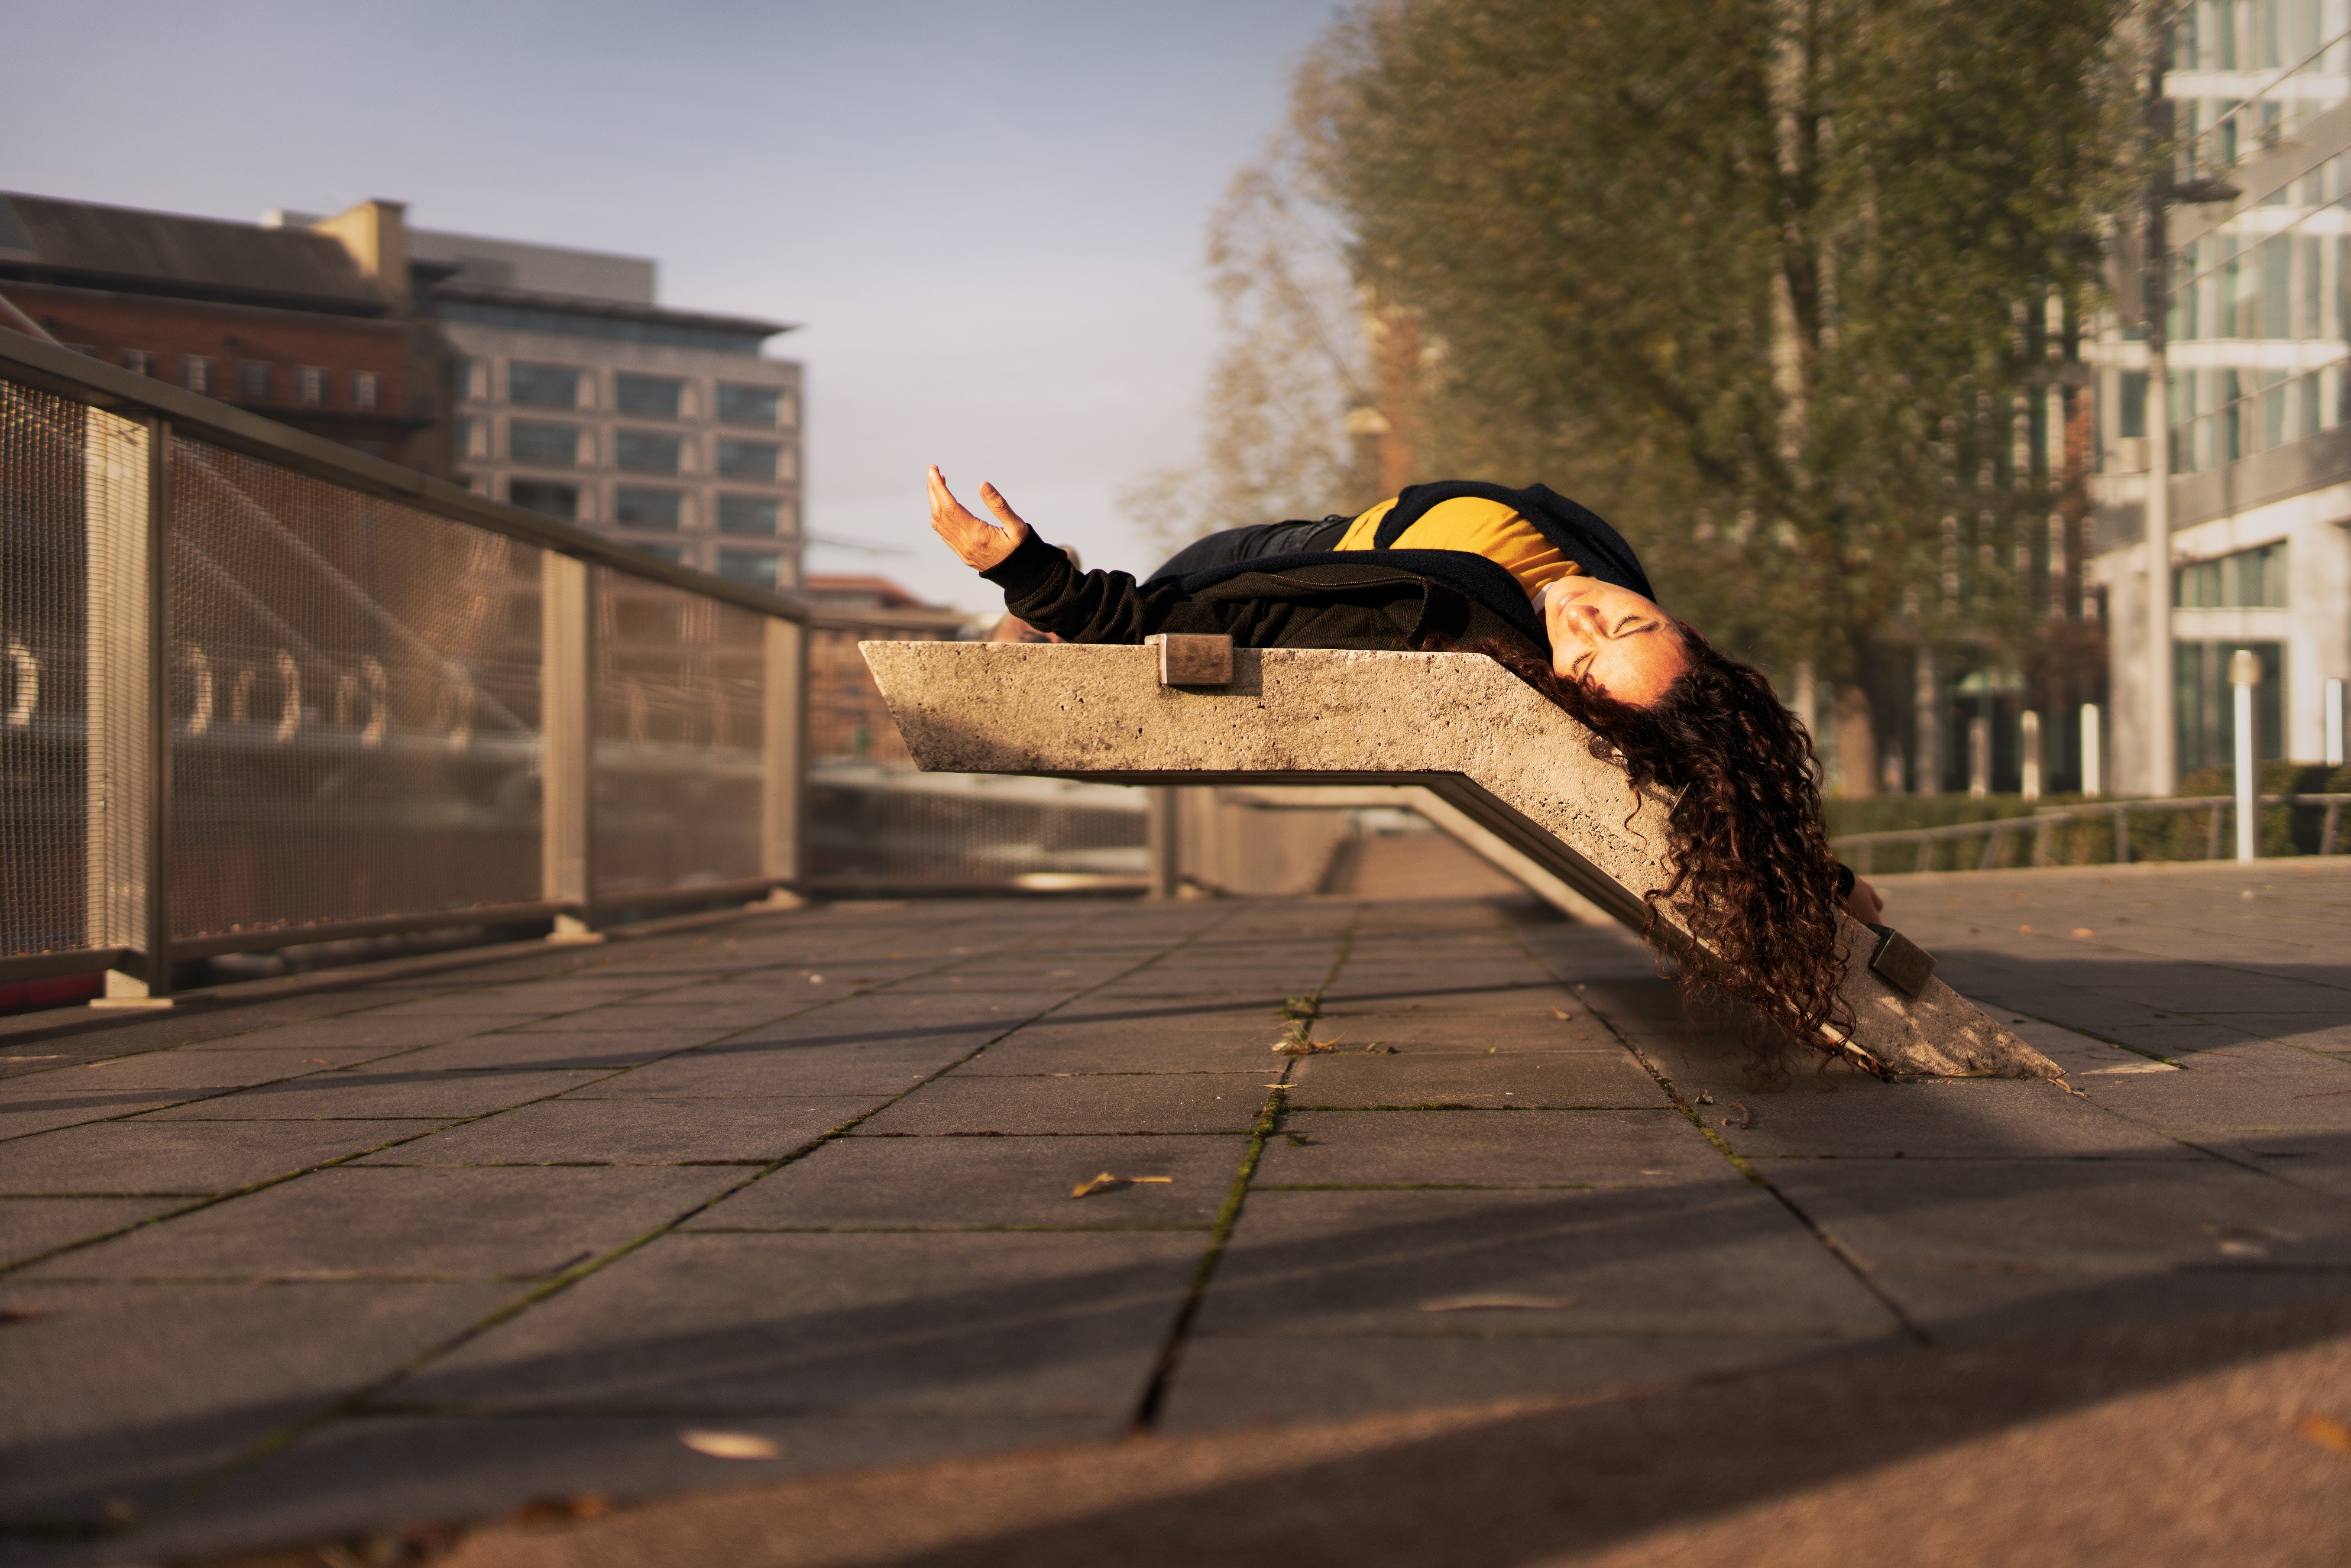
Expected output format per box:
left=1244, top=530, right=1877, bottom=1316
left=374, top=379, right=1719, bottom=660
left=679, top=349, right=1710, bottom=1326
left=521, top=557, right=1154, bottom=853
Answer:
left=1144, top=633, right=1233, bottom=687
left=1866, top=924, right=1936, bottom=999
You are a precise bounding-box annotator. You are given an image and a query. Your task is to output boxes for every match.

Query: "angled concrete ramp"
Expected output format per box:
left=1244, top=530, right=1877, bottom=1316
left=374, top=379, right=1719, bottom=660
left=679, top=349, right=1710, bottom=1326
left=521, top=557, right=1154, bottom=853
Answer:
left=863, top=641, right=2060, bottom=1081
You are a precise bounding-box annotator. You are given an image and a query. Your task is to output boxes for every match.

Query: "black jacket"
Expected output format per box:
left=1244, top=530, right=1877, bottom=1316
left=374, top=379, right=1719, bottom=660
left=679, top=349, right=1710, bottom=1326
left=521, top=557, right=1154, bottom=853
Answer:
left=982, top=530, right=1550, bottom=654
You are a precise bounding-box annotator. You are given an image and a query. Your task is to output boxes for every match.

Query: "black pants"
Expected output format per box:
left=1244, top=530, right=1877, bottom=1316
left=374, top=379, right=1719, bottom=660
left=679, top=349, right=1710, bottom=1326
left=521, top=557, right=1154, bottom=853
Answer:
left=1142, top=518, right=1350, bottom=588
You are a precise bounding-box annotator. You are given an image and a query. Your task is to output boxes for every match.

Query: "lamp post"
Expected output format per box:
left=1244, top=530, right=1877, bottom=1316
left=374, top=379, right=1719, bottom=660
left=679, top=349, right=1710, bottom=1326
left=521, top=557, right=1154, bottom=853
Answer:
left=2231, top=647, right=2259, bottom=861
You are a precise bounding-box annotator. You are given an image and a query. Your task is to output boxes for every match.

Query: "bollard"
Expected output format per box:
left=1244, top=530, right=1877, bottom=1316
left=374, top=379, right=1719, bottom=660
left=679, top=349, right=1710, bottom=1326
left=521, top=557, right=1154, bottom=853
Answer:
left=2329, top=678, right=2345, bottom=769
left=2231, top=648, right=2259, bottom=863
left=1967, top=716, right=1990, bottom=799
left=2020, top=710, right=2042, bottom=801
left=2081, top=703, right=2102, bottom=798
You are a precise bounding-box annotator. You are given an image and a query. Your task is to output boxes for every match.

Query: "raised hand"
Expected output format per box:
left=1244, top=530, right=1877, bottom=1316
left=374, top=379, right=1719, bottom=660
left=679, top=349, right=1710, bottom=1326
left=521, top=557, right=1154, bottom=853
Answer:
left=927, top=465, right=1030, bottom=571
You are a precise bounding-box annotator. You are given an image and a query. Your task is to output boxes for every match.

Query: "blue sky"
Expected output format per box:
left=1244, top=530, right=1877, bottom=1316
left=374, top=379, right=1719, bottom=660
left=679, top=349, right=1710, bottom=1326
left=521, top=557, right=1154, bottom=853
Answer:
left=0, top=0, right=1345, bottom=610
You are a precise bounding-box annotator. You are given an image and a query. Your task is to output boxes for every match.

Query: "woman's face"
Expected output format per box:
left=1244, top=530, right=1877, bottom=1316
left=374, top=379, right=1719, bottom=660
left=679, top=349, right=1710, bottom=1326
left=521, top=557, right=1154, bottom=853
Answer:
left=1540, top=576, right=1689, bottom=708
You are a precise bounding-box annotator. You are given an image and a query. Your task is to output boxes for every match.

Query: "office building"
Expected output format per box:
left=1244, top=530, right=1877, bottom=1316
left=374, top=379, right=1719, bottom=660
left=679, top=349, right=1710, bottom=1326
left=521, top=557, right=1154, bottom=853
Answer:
left=394, top=225, right=804, bottom=589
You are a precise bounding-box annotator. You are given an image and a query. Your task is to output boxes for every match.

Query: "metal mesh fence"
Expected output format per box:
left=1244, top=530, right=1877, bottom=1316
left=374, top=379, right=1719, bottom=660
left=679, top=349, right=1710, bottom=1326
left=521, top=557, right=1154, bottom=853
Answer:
left=166, top=435, right=544, bottom=940
left=591, top=566, right=765, bottom=899
left=0, top=380, right=93, bottom=956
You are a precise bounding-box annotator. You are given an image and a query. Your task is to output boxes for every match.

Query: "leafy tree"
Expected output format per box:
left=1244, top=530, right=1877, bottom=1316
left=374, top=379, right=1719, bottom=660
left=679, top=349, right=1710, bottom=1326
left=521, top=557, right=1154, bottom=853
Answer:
left=1149, top=0, right=2136, bottom=791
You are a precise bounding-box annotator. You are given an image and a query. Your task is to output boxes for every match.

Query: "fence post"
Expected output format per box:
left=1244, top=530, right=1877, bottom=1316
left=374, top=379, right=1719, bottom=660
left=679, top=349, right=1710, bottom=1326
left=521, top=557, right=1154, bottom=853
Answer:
left=1147, top=788, right=1182, bottom=899
left=2230, top=648, right=2259, bottom=863
left=760, top=616, right=808, bottom=901
left=541, top=554, right=598, bottom=941
left=87, top=412, right=175, bottom=1006
left=2205, top=801, right=2225, bottom=861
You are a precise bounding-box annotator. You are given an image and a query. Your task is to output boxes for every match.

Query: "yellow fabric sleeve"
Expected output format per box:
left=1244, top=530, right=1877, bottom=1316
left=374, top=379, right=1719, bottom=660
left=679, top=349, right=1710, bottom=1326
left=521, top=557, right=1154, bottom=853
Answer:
left=1333, top=495, right=1581, bottom=596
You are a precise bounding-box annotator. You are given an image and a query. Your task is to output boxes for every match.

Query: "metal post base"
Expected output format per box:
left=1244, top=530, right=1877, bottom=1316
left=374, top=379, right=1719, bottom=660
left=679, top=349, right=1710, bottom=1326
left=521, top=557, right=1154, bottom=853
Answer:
left=89, top=969, right=176, bottom=1009
left=545, top=913, right=605, bottom=945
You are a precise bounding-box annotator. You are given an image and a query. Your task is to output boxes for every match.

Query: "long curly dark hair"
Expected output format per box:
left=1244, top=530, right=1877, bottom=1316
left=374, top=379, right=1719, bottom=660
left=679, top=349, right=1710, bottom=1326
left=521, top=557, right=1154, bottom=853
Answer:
left=1451, top=627, right=1854, bottom=1053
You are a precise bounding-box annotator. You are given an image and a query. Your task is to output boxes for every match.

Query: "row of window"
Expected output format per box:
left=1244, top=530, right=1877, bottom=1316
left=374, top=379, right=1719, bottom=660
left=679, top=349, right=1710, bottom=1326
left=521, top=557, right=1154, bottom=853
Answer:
left=507, top=481, right=784, bottom=588
left=472, top=417, right=791, bottom=480
left=496, top=480, right=792, bottom=539
left=2174, top=540, right=2288, bottom=607
left=110, top=348, right=383, bottom=410
left=455, top=358, right=794, bottom=428
left=2170, top=0, right=2330, bottom=74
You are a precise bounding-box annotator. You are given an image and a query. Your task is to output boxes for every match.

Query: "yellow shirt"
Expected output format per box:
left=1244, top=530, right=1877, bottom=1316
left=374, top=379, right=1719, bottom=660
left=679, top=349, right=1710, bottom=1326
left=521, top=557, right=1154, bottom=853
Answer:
left=1333, top=495, right=1582, bottom=597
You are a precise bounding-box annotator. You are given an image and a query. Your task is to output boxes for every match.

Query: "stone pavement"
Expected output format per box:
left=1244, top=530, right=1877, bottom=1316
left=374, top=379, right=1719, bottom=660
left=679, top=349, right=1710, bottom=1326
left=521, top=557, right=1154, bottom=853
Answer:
left=2, top=861, right=2350, bottom=1566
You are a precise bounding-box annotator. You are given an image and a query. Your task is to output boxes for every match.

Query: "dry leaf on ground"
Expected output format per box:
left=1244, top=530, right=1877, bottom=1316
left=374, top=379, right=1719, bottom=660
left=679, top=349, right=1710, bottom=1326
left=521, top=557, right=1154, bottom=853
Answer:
left=1721, top=1103, right=1755, bottom=1129
left=1071, top=1173, right=1174, bottom=1198
left=507, top=1492, right=614, bottom=1524
left=2295, top=1415, right=2351, bottom=1456
left=1419, top=1293, right=1577, bottom=1311
left=679, top=1430, right=784, bottom=1460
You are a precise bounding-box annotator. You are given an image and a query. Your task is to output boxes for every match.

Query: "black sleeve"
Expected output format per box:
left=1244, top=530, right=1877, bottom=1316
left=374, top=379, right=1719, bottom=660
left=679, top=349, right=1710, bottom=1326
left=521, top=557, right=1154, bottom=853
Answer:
left=979, top=532, right=1284, bottom=644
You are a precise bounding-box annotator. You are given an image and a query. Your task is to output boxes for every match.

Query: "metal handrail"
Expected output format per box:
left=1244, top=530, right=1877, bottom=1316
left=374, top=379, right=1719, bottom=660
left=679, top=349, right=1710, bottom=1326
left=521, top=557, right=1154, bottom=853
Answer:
left=1832, top=793, right=2351, bottom=873
left=0, top=330, right=811, bottom=626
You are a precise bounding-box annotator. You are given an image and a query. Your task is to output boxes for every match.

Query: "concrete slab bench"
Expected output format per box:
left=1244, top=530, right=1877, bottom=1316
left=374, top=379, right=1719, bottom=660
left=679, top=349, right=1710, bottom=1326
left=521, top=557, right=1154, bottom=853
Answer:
left=863, top=640, right=2059, bottom=1081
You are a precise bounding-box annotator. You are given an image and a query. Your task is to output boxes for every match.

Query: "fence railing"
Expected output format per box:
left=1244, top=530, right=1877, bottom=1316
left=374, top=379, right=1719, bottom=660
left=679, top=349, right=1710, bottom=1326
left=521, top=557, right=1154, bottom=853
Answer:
left=0, top=331, right=812, bottom=1003
left=1832, top=794, right=2351, bottom=876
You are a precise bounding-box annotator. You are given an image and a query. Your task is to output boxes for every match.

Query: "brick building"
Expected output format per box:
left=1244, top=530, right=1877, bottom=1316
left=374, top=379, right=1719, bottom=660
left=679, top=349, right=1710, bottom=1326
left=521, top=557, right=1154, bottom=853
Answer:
left=0, top=195, right=451, bottom=474
left=800, top=575, right=970, bottom=763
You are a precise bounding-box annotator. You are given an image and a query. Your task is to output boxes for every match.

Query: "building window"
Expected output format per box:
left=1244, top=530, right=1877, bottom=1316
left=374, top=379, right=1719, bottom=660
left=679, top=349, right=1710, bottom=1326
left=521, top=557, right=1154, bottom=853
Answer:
left=2174, top=541, right=2288, bottom=608
left=615, top=429, right=682, bottom=474
left=615, top=486, right=684, bottom=530
left=714, top=438, right=779, bottom=480
left=634, top=542, right=685, bottom=565
left=183, top=355, right=212, bottom=394
left=123, top=349, right=154, bottom=376
left=509, top=420, right=582, bottom=466
left=451, top=356, right=477, bottom=401
left=351, top=371, right=381, bottom=410
left=2175, top=639, right=2284, bottom=772
left=509, top=362, right=582, bottom=409
left=717, top=382, right=781, bottom=426
left=298, top=366, right=326, bottom=405
left=239, top=362, right=272, bottom=401
left=717, top=549, right=778, bottom=588
left=509, top=480, right=580, bottom=521
left=616, top=372, right=683, bottom=417
left=715, top=494, right=779, bottom=537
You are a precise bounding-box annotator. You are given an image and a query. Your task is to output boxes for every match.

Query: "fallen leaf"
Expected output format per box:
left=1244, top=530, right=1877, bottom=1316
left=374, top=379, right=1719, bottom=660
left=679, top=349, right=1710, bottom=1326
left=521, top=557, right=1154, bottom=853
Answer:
left=1420, top=1293, right=1577, bottom=1311
left=1720, top=1103, right=1755, bottom=1130
left=303, top=1058, right=331, bottom=1065
left=508, top=1492, right=616, bottom=1523
left=1695, top=1090, right=1715, bottom=1105
left=1071, top=1173, right=1173, bottom=1198
left=2018, top=924, right=2034, bottom=934
left=2071, top=928, right=2095, bottom=938
left=2295, top=1415, right=2351, bottom=1456
left=1271, top=1036, right=1339, bottom=1056
left=1552, top=1009, right=1572, bottom=1021
left=807, top=974, right=825, bottom=984
left=680, top=1430, right=784, bottom=1460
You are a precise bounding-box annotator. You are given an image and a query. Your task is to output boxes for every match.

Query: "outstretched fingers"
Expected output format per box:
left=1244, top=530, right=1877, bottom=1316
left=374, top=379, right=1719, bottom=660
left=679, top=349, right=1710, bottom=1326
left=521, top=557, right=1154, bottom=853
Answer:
left=927, top=465, right=1028, bottom=571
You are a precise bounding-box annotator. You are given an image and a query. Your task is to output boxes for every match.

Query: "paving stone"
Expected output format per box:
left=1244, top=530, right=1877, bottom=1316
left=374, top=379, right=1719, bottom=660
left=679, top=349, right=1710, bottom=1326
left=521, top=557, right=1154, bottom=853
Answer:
left=565, top=1042, right=976, bottom=1100
left=7, top=1048, right=383, bottom=1095
left=0, top=1197, right=187, bottom=1268
left=0, top=1281, right=514, bottom=1528
left=399, top=1230, right=1204, bottom=1417
left=1770, top=1158, right=2351, bottom=1271
left=129, top=1411, right=1122, bottom=1565
left=21, top=1166, right=743, bottom=1281
left=138, top=1070, right=611, bottom=1121
left=1709, top=1077, right=2193, bottom=1161
left=179, top=1013, right=517, bottom=1052
left=354, top=1099, right=888, bottom=1167
left=2077, top=1052, right=2351, bottom=1134
left=0, top=1089, right=189, bottom=1143
left=1194, top=1188, right=1896, bottom=1339
left=688, top=1134, right=1243, bottom=1229
left=337, top=1031, right=719, bottom=1075
left=1860, top=1261, right=2351, bottom=1341
left=956, top=1019, right=1286, bottom=1077
left=1158, top=1333, right=1869, bottom=1431
left=1255, top=1110, right=1726, bottom=1189
left=358, top=994, right=582, bottom=1019
left=0, top=1119, right=445, bottom=1194
left=855, top=1073, right=1271, bottom=1136
left=1284, top=1049, right=1666, bottom=1110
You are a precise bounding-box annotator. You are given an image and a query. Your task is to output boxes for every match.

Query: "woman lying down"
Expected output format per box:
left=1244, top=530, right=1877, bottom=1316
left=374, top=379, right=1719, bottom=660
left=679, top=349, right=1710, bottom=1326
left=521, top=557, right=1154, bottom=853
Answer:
left=926, top=466, right=1883, bottom=1056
